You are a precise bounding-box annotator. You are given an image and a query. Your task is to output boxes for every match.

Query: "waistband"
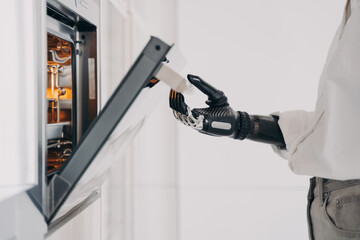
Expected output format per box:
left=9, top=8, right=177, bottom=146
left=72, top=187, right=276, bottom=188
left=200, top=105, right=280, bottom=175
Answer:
left=313, top=178, right=360, bottom=198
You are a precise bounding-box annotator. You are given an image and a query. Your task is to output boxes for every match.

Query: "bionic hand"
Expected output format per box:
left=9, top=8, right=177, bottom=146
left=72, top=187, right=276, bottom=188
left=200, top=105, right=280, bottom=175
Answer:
left=169, top=74, right=286, bottom=148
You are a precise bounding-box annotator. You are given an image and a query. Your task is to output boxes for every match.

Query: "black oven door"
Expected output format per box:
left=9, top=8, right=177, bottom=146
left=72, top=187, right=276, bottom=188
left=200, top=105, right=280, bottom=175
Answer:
left=28, top=36, right=172, bottom=224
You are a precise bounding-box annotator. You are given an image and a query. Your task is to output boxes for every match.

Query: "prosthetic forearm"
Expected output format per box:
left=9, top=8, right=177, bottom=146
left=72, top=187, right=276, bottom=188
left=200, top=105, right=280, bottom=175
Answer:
left=170, top=74, right=286, bottom=149
left=242, top=113, right=286, bottom=148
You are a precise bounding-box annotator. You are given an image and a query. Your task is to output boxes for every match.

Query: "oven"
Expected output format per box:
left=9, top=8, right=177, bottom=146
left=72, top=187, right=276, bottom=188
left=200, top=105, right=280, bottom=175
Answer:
left=28, top=0, right=102, bottom=224
left=26, top=0, right=179, bottom=228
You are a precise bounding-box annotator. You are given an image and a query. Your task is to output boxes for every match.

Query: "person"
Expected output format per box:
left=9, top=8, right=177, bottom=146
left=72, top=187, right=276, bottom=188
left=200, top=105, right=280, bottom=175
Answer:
left=169, top=0, right=360, bottom=239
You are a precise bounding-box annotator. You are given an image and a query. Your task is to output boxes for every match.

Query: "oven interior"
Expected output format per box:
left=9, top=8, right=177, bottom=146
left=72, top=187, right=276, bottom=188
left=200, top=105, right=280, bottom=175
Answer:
left=47, top=33, right=74, bottom=175
left=46, top=2, right=98, bottom=178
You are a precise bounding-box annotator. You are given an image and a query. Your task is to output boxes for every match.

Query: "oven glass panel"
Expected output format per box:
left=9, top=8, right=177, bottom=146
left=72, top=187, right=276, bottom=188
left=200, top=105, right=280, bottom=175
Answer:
left=47, top=33, right=74, bottom=175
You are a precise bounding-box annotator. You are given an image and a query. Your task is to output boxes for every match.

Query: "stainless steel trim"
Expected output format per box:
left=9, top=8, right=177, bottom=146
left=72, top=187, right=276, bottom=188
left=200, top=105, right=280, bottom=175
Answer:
left=47, top=16, right=75, bottom=44
left=35, top=0, right=48, bottom=215
left=52, top=0, right=100, bottom=27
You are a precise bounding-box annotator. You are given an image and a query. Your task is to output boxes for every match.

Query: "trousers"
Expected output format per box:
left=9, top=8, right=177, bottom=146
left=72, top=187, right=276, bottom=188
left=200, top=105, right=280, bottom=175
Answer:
left=307, top=177, right=360, bottom=240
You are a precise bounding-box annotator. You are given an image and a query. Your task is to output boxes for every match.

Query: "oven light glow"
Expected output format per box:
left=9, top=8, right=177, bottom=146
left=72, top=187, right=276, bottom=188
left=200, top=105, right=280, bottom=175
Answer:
left=46, top=87, right=72, bottom=100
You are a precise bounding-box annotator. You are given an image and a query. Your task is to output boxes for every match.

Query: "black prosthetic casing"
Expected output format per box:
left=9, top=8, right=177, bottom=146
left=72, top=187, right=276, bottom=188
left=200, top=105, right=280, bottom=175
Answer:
left=246, top=115, right=286, bottom=148
left=192, top=107, right=240, bottom=138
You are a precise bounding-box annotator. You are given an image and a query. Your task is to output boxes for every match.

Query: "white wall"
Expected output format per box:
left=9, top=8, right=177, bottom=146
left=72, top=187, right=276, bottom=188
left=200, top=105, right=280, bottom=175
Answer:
left=176, top=0, right=344, bottom=239
left=130, top=1, right=179, bottom=239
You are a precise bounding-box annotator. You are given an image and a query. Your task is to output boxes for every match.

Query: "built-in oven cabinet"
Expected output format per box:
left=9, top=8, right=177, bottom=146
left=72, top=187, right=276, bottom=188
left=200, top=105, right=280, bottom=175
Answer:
left=27, top=0, right=173, bottom=225
left=0, top=0, right=43, bottom=203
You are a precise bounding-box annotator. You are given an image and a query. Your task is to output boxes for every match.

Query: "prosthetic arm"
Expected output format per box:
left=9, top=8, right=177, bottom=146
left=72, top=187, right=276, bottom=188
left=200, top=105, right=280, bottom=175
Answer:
left=169, top=74, right=286, bottom=148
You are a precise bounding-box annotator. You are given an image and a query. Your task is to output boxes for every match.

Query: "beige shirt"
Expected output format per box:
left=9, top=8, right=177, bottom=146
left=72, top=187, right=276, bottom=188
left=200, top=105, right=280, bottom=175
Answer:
left=273, top=0, right=360, bottom=180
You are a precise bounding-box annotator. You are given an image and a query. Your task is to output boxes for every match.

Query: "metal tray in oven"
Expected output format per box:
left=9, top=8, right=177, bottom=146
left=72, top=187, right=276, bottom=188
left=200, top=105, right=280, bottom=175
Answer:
left=47, top=122, right=70, bottom=140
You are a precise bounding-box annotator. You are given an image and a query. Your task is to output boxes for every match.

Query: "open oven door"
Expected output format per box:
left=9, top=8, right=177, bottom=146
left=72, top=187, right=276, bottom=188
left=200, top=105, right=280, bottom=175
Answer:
left=28, top=36, right=185, bottom=224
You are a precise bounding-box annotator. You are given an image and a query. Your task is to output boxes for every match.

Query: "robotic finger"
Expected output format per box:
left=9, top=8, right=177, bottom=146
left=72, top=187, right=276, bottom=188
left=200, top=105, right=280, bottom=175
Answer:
left=169, top=89, right=204, bottom=130
left=187, top=74, right=229, bottom=107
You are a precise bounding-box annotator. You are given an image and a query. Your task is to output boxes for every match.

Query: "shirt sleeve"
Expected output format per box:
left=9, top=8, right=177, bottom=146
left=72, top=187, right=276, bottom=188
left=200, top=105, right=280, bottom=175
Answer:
left=271, top=110, right=314, bottom=160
